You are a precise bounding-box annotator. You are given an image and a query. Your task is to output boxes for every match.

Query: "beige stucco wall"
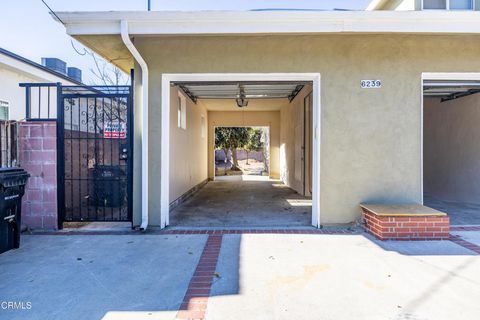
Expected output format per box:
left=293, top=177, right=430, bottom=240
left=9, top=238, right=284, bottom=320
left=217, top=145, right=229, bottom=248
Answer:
left=131, top=34, right=480, bottom=226
left=206, top=109, right=281, bottom=180
left=169, top=87, right=208, bottom=202
left=280, top=85, right=312, bottom=195
left=424, top=95, right=480, bottom=203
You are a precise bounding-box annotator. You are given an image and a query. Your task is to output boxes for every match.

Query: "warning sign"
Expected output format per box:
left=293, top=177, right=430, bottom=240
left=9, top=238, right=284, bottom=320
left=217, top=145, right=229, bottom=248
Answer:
left=104, top=122, right=126, bottom=139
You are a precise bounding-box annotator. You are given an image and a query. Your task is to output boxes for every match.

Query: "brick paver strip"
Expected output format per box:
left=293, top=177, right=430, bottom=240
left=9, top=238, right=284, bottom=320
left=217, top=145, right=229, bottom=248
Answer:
left=176, top=234, right=223, bottom=320
left=31, top=229, right=355, bottom=236
left=450, top=226, right=480, bottom=232
left=449, top=235, right=480, bottom=254
left=161, top=229, right=353, bottom=235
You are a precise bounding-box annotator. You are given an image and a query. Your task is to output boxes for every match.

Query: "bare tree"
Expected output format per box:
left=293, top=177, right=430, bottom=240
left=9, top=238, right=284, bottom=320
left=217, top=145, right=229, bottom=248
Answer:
left=89, top=52, right=130, bottom=87
left=71, top=39, right=130, bottom=86
left=71, top=40, right=130, bottom=132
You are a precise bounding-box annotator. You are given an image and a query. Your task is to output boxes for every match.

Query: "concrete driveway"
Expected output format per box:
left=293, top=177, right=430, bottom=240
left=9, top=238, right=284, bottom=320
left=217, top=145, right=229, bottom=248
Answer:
left=0, top=231, right=479, bottom=320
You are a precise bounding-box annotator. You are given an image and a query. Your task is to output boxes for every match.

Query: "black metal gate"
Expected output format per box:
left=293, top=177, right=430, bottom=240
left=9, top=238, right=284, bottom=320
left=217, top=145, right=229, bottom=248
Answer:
left=58, top=86, right=133, bottom=226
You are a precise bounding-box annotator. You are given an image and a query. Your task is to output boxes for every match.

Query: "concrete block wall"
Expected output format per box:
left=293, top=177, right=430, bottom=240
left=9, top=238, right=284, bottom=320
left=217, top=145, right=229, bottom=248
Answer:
left=18, top=121, right=57, bottom=230
left=214, top=149, right=264, bottom=162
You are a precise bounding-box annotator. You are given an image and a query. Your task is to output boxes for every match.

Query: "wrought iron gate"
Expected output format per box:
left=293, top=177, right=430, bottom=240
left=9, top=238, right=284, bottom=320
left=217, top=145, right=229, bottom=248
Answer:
left=58, top=85, right=133, bottom=225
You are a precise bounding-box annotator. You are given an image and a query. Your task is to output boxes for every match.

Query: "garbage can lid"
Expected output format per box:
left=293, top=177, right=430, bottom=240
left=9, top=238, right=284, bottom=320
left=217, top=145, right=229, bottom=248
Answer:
left=0, top=167, right=30, bottom=185
left=0, top=167, right=26, bottom=174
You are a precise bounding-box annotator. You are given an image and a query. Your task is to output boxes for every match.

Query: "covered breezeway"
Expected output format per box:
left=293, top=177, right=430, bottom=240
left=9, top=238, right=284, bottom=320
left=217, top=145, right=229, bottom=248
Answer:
left=163, top=74, right=321, bottom=228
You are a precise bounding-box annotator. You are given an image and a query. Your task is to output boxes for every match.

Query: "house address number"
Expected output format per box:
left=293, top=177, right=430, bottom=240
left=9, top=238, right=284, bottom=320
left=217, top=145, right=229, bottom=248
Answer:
left=360, top=80, right=381, bottom=89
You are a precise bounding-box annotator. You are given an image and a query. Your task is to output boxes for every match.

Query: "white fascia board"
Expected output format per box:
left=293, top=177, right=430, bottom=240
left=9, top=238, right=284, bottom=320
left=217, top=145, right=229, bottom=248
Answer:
left=422, top=72, right=480, bottom=80
left=55, top=10, right=480, bottom=36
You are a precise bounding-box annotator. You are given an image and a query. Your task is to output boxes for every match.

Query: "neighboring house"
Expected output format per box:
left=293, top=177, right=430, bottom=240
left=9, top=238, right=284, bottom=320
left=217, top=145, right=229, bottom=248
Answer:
left=367, top=0, right=478, bottom=10
left=47, top=4, right=480, bottom=230
left=0, top=47, right=82, bottom=120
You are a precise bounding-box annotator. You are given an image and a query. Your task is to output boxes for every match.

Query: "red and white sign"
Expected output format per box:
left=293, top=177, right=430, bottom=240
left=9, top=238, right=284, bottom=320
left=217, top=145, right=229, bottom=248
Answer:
left=104, top=122, right=126, bottom=139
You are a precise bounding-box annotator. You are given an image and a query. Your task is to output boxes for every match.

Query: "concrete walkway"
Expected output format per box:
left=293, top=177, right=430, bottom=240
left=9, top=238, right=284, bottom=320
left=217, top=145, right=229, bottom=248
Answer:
left=0, top=235, right=206, bottom=320
left=209, top=233, right=480, bottom=320
left=170, top=178, right=312, bottom=227
left=0, top=231, right=479, bottom=320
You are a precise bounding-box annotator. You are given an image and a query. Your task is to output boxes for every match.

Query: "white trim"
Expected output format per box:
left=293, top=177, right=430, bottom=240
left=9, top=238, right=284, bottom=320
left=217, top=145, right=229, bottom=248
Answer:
left=420, top=73, right=424, bottom=205
left=161, top=73, right=321, bottom=228
left=161, top=76, right=170, bottom=228
left=420, top=72, right=480, bottom=206
left=422, top=72, right=480, bottom=80
left=55, top=10, right=480, bottom=36
left=312, top=74, right=321, bottom=228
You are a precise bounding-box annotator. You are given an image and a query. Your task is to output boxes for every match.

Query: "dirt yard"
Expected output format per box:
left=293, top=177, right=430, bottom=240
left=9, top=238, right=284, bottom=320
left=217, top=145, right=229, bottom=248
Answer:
left=215, top=159, right=266, bottom=176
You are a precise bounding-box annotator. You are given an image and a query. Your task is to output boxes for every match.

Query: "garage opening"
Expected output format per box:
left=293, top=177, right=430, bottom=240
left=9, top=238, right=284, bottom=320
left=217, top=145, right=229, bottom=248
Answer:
left=423, top=78, right=480, bottom=225
left=165, top=78, right=318, bottom=228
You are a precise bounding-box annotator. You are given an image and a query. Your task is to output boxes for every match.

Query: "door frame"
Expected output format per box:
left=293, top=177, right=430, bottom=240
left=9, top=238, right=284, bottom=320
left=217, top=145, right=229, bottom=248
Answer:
left=161, top=73, right=322, bottom=228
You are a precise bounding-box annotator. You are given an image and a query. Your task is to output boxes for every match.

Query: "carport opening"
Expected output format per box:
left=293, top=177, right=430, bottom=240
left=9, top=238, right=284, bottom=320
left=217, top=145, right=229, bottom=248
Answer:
left=423, top=79, right=480, bottom=225
left=167, top=80, right=314, bottom=227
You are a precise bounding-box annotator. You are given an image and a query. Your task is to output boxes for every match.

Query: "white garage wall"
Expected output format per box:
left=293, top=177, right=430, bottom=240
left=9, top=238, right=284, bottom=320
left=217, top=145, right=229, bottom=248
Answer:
left=169, top=87, right=208, bottom=203
left=424, top=95, right=480, bottom=203
left=280, top=85, right=312, bottom=195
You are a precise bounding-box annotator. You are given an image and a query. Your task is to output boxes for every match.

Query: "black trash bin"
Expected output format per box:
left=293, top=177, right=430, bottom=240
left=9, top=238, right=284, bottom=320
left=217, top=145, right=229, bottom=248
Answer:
left=89, top=165, right=126, bottom=208
left=0, top=167, right=30, bottom=254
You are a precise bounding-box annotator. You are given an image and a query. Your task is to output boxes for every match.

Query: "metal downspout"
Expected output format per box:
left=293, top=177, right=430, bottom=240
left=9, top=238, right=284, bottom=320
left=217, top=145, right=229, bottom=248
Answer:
left=120, top=20, right=149, bottom=230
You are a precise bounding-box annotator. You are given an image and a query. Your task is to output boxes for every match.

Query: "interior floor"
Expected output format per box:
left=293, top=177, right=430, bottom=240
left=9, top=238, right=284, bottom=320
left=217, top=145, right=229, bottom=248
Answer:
left=424, top=194, right=480, bottom=226
left=170, top=178, right=312, bottom=227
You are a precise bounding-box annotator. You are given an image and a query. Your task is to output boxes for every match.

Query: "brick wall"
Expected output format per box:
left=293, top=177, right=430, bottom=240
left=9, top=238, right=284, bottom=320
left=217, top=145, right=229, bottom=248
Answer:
left=18, top=121, right=57, bottom=230
left=362, top=209, right=450, bottom=240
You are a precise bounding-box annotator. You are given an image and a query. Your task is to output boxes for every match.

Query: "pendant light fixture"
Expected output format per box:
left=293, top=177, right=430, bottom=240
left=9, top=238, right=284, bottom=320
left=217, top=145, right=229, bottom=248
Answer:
left=236, top=85, right=248, bottom=108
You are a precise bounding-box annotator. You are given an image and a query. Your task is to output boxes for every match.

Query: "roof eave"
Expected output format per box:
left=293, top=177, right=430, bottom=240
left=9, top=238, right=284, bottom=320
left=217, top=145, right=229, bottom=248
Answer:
left=0, top=47, right=83, bottom=85
left=54, top=10, right=480, bottom=36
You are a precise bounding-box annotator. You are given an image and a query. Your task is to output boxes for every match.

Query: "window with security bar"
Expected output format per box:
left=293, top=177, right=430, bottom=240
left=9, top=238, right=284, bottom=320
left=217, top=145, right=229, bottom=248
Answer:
left=0, top=100, right=9, bottom=121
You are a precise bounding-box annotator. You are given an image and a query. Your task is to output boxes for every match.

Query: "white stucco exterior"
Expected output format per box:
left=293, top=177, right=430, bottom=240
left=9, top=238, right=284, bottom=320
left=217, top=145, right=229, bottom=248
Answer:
left=0, top=49, right=80, bottom=121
